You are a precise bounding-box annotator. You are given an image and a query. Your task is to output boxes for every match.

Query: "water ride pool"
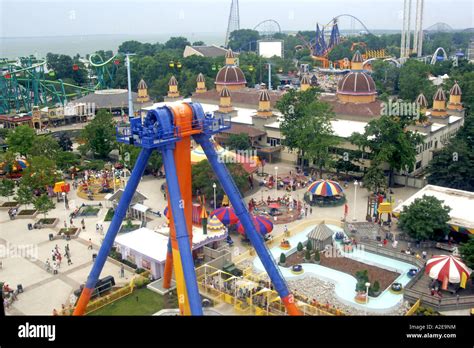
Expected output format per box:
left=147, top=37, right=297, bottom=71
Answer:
left=252, top=225, right=417, bottom=313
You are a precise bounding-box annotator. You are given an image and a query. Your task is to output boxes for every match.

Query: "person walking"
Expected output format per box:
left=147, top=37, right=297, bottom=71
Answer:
left=120, top=264, right=125, bottom=278
left=81, top=219, right=85, bottom=230
left=64, top=220, right=67, bottom=229
left=56, top=253, right=62, bottom=268
left=88, top=238, right=93, bottom=250
left=65, top=243, right=70, bottom=257
left=100, top=224, right=104, bottom=235
left=67, top=255, right=73, bottom=266
left=96, top=224, right=99, bottom=233
left=52, top=261, right=58, bottom=275
left=45, top=259, right=51, bottom=272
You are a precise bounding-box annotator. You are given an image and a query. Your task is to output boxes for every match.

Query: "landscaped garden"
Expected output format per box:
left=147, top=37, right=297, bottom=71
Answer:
left=0, top=201, right=19, bottom=208
left=285, top=242, right=399, bottom=295
left=58, top=227, right=80, bottom=237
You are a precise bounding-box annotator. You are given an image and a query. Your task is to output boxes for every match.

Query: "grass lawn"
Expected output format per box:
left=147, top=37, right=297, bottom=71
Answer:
left=88, top=288, right=165, bottom=316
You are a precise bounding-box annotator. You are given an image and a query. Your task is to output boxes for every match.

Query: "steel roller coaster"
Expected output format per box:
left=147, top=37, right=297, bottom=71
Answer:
left=0, top=52, right=120, bottom=114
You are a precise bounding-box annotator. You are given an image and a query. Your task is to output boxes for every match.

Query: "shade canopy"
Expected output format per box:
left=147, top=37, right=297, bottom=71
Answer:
left=236, top=215, right=273, bottom=236
left=307, top=180, right=344, bottom=197
left=210, top=207, right=239, bottom=225
left=425, top=255, right=472, bottom=284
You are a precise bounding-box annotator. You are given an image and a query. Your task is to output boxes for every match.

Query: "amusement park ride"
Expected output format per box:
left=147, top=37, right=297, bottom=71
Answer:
left=73, top=102, right=301, bottom=316
left=0, top=52, right=121, bottom=114
left=298, top=16, right=390, bottom=69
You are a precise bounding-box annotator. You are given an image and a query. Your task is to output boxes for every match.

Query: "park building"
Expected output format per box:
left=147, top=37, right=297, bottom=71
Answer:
left=183, top=44, right=230, bottom=58
left=139, top=51, right=466, bottom=188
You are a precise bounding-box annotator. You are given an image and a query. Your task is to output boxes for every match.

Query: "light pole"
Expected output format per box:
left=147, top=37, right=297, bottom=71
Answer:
left=62, top=192, right=68, bottom=228
left=125, top=53, right=136, bottom=118
left=353, top=180, right=359, bottom=221
left=212, top=183, right=217, bottom=210
left=274, top=166, right=278, bottom=197
left=365, top=281, right=371, bottom=315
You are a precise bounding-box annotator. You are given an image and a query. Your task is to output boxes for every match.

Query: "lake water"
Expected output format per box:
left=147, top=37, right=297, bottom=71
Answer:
left=0, top=33, right=225, bottom=59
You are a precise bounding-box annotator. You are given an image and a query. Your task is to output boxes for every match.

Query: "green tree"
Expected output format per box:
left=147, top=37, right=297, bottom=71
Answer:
left=58, top=133, right=73, bottom=152
left=398, top=60, right=435, bottom=101
left=148, top=152, right=163, bottom=174
left=5, top=125, right=36, bottom=156
left=33, top=194, right=55, bottom=218
left=0, top=179, right=15, bottom=201
left=56, top=151, right=80, bottom=171
left=363, top=166, right=388, bottom=194
left=297, top=241, right=304, bottom=252
left=277, top=88, right=339, bottom=177
left=21, top=156, right=59, bottom=191
left=334, top=158, right=360, bottom=178
left=228, top=29, right=260, bottom=51
left=164, top=37, right=191, bottom=50
left=192, top=160, right=248, bottom=200
left=29, top=135, right=61, bottom=160
left=459, top=236, right=474, bottom=269
left=306, top=240, right=313, bottom=251
left=370, top=280, right=380, bottom=296
left=279, top=253, right=286, bottom=264
left=314, top=249, right=320, bottom=262
left=80, top=110, right=116, bottom=158
left=398, top=195, right=451, bottom=241
left=15, top=182, right=34, bottom=208
left=305, top=248, right=311, bottom=261
left=355, top=270, right=370, bottom=292
left=426, top=115, right=474, bottom=191
left=371, top=60, right=400, bottom=95
left=350, top=115, right=423, bottom=186
left=227, top=133, right=251, bottom=151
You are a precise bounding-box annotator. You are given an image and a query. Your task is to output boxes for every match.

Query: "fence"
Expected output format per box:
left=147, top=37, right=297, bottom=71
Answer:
left=357, top=241, right=426, bottom=268
left=394, top=174, right=427, bottom=189
left=403, top=286, right=474, bottom=311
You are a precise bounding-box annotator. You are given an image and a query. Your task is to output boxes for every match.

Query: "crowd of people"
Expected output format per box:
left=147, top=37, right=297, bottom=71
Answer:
left=46, top=243, right=73, bottom=275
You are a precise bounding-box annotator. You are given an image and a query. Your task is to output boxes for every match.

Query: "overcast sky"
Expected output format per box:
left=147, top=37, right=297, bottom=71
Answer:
left=1, top=0, right=472, bottom=37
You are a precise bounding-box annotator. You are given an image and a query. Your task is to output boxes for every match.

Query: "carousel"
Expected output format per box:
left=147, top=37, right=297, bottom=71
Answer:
left=249, top=193, right=303, bottom=225
left=0, top=158, right=28, bottom=178
left=425, top=255, right=472, bottom=293
left=305, top=179, right=346, bottom=207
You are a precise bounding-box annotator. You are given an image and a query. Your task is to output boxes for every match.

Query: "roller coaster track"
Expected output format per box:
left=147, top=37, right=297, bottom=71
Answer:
left=0, top=57, right=97, bottom=114
left=88, top=53, right=119, bottom=89
left=326, top=14, right=372, bottom=35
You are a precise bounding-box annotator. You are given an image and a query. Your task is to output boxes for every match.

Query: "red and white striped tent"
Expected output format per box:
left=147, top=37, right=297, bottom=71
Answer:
left=425, top=255, right=472, bottom=286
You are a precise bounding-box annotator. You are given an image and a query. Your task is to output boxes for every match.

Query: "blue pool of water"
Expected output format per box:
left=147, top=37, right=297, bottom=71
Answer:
left=253, top=225, right=417, bottom=313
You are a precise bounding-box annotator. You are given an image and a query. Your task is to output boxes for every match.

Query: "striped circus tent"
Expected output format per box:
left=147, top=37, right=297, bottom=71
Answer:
left=210, top=207, right=239, bottom=225
left=207, top=215, right=224, bottom=231
left=425, top=255, right=472, bottom=287
left=236, top=215, right=273, bottom=236
left=307, top=180, right=344, bottom=197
